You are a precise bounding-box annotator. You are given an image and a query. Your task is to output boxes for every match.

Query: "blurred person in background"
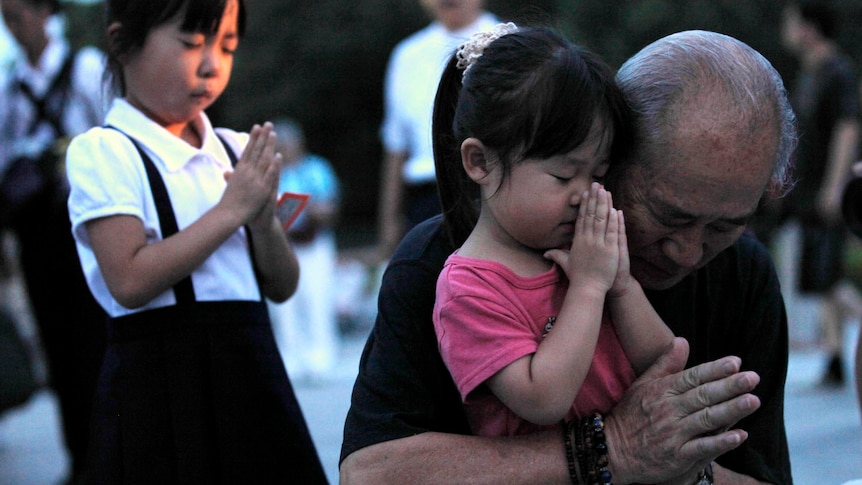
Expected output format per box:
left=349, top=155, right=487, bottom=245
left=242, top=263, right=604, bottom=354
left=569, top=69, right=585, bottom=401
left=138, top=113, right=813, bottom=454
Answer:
left=781, top=0, right=861, bottom=386
left=376, top=0, right=498, bottom=260
left=0, top=0, right=106, bottom=482
left=267, top=118, right=342, bottom=383
left=840, top=160, right=862, bottom=421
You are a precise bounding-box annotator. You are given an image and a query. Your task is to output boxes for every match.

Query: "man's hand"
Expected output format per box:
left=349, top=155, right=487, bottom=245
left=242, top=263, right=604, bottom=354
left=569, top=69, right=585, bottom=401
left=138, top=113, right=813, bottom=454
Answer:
left=604, top=337, right=762, bottom=484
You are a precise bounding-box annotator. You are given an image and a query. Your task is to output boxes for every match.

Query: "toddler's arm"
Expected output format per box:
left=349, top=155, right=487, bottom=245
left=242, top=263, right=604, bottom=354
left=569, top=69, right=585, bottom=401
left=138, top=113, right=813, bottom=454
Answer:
left=487, top=184, right=620, bottom=425
left=605, top=211, right=674, bottom=375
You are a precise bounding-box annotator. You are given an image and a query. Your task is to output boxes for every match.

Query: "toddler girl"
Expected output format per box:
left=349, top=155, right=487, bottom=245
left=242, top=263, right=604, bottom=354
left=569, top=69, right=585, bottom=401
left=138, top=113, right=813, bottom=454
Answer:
left=432, top=24, right=674, bottom=439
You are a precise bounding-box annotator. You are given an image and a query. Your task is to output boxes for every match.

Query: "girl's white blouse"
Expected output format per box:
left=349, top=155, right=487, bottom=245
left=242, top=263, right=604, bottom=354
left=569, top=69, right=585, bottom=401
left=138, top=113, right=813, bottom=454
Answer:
left=67, top=98, right=260, bottom=317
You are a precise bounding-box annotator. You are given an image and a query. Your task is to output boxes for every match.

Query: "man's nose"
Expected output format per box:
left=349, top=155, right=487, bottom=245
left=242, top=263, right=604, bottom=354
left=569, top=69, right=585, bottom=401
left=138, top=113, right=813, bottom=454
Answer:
left=661, top=227, right=705, bottom=269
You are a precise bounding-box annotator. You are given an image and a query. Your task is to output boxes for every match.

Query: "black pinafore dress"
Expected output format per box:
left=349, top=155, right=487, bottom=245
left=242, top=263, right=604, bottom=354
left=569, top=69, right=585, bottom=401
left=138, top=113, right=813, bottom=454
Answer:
left=87, top=132, right=328, bottom=484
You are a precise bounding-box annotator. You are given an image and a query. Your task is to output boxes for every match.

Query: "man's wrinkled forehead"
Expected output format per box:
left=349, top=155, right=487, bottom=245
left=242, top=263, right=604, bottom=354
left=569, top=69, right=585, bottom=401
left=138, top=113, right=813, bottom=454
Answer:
left=643, top=186, right=758, bottom=226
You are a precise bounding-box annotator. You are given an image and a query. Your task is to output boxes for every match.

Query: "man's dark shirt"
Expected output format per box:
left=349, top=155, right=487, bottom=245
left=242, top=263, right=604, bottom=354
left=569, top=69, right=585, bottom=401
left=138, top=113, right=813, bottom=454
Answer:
left=341, top=216, right=792, bottom=484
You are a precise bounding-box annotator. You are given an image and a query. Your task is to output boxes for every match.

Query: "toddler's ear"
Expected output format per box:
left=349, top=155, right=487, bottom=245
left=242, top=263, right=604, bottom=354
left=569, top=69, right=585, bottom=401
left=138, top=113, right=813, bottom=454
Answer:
left=460, top=137, right=494, bottom=184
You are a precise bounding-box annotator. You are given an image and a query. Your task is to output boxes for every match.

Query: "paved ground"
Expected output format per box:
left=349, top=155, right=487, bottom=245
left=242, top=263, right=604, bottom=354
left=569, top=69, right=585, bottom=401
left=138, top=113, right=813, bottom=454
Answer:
left=2, top=323, right=861, bottom=485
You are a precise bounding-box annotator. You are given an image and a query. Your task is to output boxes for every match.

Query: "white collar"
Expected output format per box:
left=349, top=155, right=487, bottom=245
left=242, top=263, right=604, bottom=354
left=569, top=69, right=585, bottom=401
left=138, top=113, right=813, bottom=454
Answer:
left=105, top=98, right=232, bottom=173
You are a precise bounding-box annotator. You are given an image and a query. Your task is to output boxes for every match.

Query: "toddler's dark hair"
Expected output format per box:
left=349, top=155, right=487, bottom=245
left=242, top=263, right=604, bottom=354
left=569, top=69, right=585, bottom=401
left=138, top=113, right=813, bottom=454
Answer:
left=432, top=26, right=631, bottom=246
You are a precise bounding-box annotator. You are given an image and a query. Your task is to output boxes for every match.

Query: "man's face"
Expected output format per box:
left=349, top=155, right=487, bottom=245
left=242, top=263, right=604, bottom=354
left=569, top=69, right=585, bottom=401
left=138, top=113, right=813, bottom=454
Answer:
left=615, top=102, right=779, bottom=290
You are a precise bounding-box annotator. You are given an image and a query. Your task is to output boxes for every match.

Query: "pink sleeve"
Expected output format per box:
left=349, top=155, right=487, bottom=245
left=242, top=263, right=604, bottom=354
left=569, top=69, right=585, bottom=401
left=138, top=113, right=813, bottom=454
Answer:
left=433, top=265, right=541, bottom=401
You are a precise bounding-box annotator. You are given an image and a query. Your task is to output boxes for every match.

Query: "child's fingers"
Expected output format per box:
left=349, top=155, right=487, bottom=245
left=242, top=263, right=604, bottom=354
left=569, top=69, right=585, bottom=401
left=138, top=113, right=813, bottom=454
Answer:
left=263, top=126, right=280, bottom=172
left=618, top=210, right=630, bottom=263
left=592, top=184, right=609, bottom=239
left=606, top=205, right=619, bottom=247
left=576, top=183, right=602, bottom=238
left=242, top=123, right=272, bottom=168
left=239, top=124, right=262, bottom=164
left=605, top=189, right=616, bottom=236
left=255, top=123, right=276, bottom=167
left=265, top=152, right=282, bottom=194
left=543, top=248, right=568, bottom=268
left=271, top=152, right=283, bottom=177
left=575, top=189, right=590, bottom=236
left=586, top=183, right=599, bottom=218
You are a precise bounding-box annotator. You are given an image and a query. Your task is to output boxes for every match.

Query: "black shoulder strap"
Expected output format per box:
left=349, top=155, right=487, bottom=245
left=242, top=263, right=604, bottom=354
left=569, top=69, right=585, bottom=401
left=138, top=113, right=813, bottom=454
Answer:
left=105, top=126, right=196, bottom=305
left=18, top=49, right=77, bottom=137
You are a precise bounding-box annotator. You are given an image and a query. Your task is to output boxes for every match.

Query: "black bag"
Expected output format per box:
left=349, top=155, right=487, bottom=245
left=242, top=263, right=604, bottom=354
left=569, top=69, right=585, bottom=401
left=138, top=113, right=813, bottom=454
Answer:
left=0, top=306, right=38, bottom=414
left=0, top=50, right=75, bottom=226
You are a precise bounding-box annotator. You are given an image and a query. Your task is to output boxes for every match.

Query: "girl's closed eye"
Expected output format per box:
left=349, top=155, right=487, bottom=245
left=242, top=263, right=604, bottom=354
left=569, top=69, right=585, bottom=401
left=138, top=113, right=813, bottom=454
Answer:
left=179, top=34, right=205, bottom=49
left=221, top=37, right=239, bottom=55
left=547, top=163, right=579, bottom=183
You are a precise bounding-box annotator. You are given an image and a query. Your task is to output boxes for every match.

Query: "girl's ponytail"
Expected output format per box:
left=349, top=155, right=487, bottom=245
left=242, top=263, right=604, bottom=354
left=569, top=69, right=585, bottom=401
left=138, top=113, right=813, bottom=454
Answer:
left=432, top=55, right=478, bottom=248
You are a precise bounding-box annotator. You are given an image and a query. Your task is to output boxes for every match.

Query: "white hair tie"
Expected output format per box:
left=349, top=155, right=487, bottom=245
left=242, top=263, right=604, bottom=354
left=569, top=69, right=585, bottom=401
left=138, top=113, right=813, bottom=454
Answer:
left=455, top=22, right=519, bottom=79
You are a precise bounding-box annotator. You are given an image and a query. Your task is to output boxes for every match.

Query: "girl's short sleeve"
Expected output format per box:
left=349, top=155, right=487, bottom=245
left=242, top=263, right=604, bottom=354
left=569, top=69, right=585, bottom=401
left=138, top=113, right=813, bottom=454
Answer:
left=66, top=127, right=150, bottom=247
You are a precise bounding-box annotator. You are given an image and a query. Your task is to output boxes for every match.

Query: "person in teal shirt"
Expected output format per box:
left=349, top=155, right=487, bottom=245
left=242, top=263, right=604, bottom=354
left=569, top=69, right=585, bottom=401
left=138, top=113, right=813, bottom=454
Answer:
left=268, top=118, right=342, bottom=382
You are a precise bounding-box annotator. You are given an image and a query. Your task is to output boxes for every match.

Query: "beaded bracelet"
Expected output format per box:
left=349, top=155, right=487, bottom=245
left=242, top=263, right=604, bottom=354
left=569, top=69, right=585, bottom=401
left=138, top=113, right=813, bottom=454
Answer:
left=563, top=414, right=613, bottom=485
left=562, top=420, right=583, bottom=485
left=587, top=413, right=612, bottom=485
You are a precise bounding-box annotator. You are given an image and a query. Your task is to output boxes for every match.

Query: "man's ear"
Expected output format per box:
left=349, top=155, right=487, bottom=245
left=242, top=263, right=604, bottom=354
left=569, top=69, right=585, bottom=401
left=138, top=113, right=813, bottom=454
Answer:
left=461, top=137, right=494, bottom=184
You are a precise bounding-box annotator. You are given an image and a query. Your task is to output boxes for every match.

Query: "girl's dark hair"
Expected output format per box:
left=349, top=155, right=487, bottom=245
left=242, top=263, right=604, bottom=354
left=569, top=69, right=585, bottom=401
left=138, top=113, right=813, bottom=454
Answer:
left=104, top=0, right=246, bottom=95
left=432, top=26, right=632, bottom=247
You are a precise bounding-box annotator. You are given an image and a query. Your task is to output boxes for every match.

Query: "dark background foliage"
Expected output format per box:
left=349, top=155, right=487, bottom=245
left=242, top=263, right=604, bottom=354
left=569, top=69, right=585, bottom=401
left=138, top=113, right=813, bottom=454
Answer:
left=62, top=0, right=862, bottom=246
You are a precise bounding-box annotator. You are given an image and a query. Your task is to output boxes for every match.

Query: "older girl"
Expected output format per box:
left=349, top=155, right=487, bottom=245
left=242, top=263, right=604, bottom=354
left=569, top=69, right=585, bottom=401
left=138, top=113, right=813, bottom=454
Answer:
left=65, top=0, right=326, bottom=482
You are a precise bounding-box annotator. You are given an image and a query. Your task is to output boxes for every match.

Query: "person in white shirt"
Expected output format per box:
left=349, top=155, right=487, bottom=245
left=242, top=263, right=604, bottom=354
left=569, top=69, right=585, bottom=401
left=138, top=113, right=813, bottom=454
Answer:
left=0, top=0, right=106, bottom=481
left=376, top=0, right=498, bottom=259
